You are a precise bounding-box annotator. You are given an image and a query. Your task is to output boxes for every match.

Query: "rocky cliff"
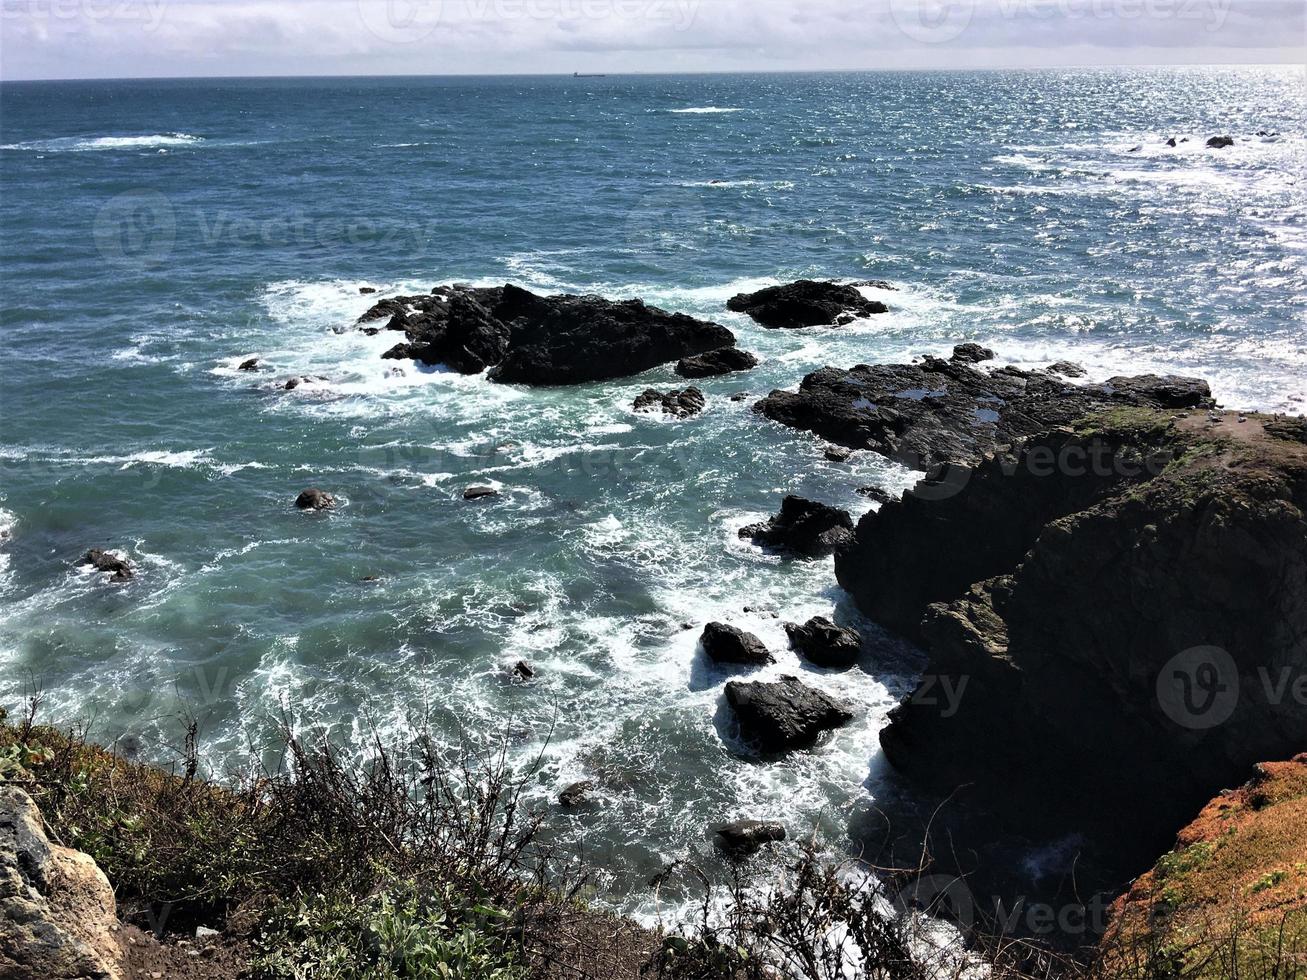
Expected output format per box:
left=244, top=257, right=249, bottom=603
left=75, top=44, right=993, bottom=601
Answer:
left=839, top=408, right=1307, bottom=890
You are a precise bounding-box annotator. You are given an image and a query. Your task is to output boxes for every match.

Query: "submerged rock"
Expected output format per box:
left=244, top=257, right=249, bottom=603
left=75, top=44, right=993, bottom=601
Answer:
left=238, top=357, right=260, bottom=371
left=784, top=617, right=862, bottom=669
left=676, top=346, right=759, bottom=378
left=362, top=283, right=735, bottom=386
left=725, top=676, right=854, bottom=753
left=84, top=549, right=133, bottom=581
left=726, top=280, right=888, bottom=329
left=559, top=781, right=595, bottom=808
left=739, top=496, right=854, bottom=557
left=755, top=356, right=1214, bottom=469
left=700, top=622, right=774, bottom=668
left=295, top=488, right=336, bottom=511
left=633, top=387, right=706, bottom=418
left=715, top=820, right=787, bottom=855
left=463, top=486, right=500, bottom=501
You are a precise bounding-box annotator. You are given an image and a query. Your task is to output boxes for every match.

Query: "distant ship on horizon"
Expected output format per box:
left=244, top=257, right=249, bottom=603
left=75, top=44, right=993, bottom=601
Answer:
left=573, top=72, right=607, bottom=78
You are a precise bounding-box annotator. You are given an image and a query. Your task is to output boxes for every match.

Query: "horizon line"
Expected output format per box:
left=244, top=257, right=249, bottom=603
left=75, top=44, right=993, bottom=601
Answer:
left=2, top=60, right=1303, bottom=84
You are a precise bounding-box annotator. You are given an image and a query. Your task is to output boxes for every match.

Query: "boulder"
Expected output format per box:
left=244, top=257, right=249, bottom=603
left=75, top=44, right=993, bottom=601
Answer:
left=83, top=549, right=133, bottom=581
left=463, top=486, right=500, bottom=501
left=1206, top=135, right=1234, bottom=149
left=237, top=357, right=260, bottom=372
left=294, top=488, right=335, bottom=511
left=739, top=496, right=854, bottom=557
left=633, top=387, right=706, bottom=419
left=856, top=486, right=892, bottom=504
left=1, top=787, right=124, bottom=980
left=714, top=820, right=786, bottom=855
left=754, top=356, right=1214, bottom=469
left=1165, top=137, right=1177, bottom=147
left=700, top=623, right=774, bottom=668
left=824, top=446, right=853, bottom=463
left=675, top=347, right=759, bottom=378
left=359, top=286, right=377, bottom=294
left=511, top=660, right=535, bottom=680
left=363, top=284, right=736, bottom=386
left=724, top=676, right=854, bottom=753
left=558, top=781, right=594, bottom=808
left=1046, top=360, right=1086, bottom=378
left=784, top=617, right=862, bottom=669
left=726, top=280, right=889, bottom=329
left=951, top=343, right=995, bottom=364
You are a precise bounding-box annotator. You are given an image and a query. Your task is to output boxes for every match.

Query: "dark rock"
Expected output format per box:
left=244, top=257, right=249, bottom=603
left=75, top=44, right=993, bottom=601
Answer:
left=824, top=446, right=853, bottom=463
left=559, top=781, right=594, bottom=808
left=512, top=660, right=535, bottom=680
left=1165, top=137, right=1177, bottom=147
left=1127, top=145, right=1142, bottom=153
left=727, top=280, right=888, bottom=329
left=676, top=346, right=759, bottom=378
left=730, top=392, right=749, bottom=402
left=725, top=676, right=854, bottom=753
left=739, top=496, right=854, bottom=557
left=238, top=357, right=260, bottom=372
left=1046, top=360, right=1087, bottom=378
left=633, top=387, right=706, bottom=419
left=784, top=617, right=862, bottom=669
left=839, top=409, right=1307, bottom=899
left=364, top=283, right=735, bottom=386
left=715, top=820, right=786, bottom=855
left=295, top=488, right=336, bottom=511
left=856, top=486, right=892, bottom=504
left=84, top=549, right=133, bottom=581
left=1206, top=135, right=1234, bottom=149
left=755, top=357, right=1213, bottom=469
left=700, top=622, right=774, bottom=668
left=464, top=486, right=500, bottom=501
left=951, top=343, right=995, bottom=364
left=359, top=286, right=377, bottom=294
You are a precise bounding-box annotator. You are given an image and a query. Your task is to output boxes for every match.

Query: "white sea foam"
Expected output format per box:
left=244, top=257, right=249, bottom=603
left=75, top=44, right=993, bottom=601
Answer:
left=1, top=133, right=203, bottom=152
left=668, top=107, right=744, bottom=115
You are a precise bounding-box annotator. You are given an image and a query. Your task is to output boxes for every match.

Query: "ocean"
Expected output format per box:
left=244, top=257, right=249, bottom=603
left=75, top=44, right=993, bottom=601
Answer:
left=1, top=67, right=1304, bottom=916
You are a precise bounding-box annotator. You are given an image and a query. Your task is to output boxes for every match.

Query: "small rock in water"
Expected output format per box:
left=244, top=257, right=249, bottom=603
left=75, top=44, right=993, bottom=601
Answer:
left=633, top=387, right=706, bottom=419
left=727, top=280, right=888, bottom=329
left=359, top=286, right=377, bottom=294
left=1127, top=145, right=1142, bottom=153
left=238, top=357, right=260, bottom=372
left=784, top=617, right=862, bottom=670
left=729, top=392, right=749, bottom=402
left=1047, top=360, right=1087, bottom=379
left=559, top=781, right=594, bottom=808
left=84, top=549, right=134, bottom=581
left=715, top=820, right=786, bottom=855
left=739, top=496, right=854, bottom=558
left=824, top=446, right=854, bottom=463
left=700, top=622, right=774, bottom=668
left=856, top=486, right=892, bottom=504
left=1206, top=135, right=1234, bottom=149
left=512, top=660, right=536, bottom=680
left=1165, top=137, right=1177, bottom=147
left=463, top=486, right=500, bottom=501
left=725, top=676, right=854, bottom=753
left=676, top=347, right=759, bottom=378
left=951, top=343, right=995, bottom=364
left=295, top=488, right=336, bottom=511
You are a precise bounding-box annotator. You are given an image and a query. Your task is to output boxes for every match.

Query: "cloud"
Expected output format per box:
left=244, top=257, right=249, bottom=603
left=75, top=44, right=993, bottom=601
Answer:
left=0, top=0, right=1302, bottom=78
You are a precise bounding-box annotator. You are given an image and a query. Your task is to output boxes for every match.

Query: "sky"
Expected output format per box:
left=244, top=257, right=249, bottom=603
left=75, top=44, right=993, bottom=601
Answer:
left=0, top=0, right=1303, bottom=80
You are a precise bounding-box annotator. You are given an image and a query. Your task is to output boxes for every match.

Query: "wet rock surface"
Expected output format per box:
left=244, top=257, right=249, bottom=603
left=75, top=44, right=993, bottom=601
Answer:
left=361, top=283, right=735, bottom=385
left=84, top=549, right=133, bottom=581
left=714, top=820, right=787, bottom=855
left=700, top=622, right=774, bottom=668
left=294, top=488, right=336, bottom=511
left=725, top=676, right=854, bottom=753
left=726, top=280, right=889, bottom=328
left=754, top=355, right=1214, bottom=468
left=633, top=387, right=706, bottom=418
left=784, top=617, right=862, bottom=669
left=675, top=347, right=759, bottom=378
left=739, top=496, right=854, bottom=557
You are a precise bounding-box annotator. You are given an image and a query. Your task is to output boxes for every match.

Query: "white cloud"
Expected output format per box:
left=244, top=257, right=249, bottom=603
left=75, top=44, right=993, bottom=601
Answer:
left=0, top=0, right=1302, bottom=78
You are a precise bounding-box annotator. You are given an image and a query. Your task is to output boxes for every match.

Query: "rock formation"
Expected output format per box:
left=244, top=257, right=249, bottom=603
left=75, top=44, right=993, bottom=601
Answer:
left=725, top=676, right=854, bottom=753
left=700, top=623, right=774, bottom=668
left=727, top=280, right=889, bottom=329
left=675, top=347, right=759, bottom=378
left=739, top=496, right=854, bottom=557
left=784, top=617, right=862, bottom=669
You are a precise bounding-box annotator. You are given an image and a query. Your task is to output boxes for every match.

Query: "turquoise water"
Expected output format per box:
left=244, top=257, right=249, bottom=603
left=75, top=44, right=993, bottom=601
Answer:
left=1, top=68, right=1304, bottom=913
